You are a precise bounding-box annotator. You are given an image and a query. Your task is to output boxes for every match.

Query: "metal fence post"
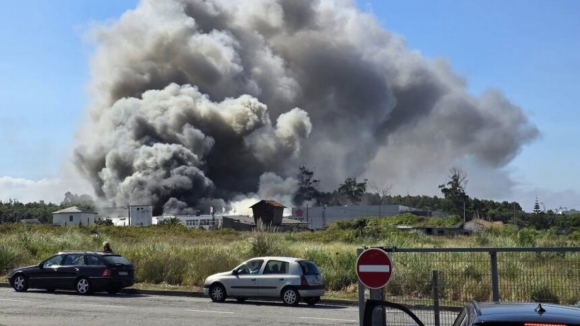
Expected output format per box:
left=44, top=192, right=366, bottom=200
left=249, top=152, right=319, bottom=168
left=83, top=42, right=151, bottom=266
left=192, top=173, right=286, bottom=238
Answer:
left=433, top=270, right=440, bottom=326
left=490, top=251, right=499, bottom=302
left=369, top=288, right=386, bottom=326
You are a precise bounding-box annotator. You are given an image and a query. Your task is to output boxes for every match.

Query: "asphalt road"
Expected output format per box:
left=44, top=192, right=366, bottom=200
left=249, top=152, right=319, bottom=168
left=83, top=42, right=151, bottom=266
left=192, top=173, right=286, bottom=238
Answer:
left=0, top=287, right=360, bottom=326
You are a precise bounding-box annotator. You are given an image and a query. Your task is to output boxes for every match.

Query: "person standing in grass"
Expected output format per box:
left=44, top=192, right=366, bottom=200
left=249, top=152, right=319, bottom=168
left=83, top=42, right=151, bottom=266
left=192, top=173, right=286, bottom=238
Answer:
left=103, top=241, right=114, bottom=253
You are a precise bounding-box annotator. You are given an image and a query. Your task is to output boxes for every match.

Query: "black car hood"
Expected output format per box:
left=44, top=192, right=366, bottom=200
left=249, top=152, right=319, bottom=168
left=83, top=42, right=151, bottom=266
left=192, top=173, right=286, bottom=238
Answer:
left=10, top=265, right=39, bottom=275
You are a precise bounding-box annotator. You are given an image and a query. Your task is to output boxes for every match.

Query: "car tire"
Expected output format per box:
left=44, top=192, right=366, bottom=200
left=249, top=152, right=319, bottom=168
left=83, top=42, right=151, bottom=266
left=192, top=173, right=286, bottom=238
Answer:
left=281, top=287, right=300, bottom=306
left=75, top=277, right=92, bottom=295
left=209, top=284, right=227, bottom=303
left=236, top=298, right=248, bottom=303
left=12, top=274, right=28, bottom=292
left=304, top=297, right=320, bottom=306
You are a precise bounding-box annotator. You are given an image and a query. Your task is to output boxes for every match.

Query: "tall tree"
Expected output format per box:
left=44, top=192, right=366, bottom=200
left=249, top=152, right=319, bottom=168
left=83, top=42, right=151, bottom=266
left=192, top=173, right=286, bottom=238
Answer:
left=293, top=166, right=320, bottom=205
left=338, top=177, right=367, bottom=204
left=533, top=197, right=542, bottom=214
left=369, top=181, right=392, bottom=205
left=438, top=167, right=469, bottom=217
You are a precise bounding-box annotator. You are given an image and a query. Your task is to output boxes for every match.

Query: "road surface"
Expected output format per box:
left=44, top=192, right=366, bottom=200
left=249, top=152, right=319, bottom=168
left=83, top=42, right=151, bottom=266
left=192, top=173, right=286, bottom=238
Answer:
left=0, top=287, right=359, bottom=326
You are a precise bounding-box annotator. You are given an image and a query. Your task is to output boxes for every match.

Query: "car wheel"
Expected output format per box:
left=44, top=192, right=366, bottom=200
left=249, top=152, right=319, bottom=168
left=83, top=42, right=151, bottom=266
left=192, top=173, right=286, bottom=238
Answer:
left=75, top=277, right=92, bottom=295
left=236, top=298, right=247, bottom=303
left=304, top=296, right=320, bottom=306
left=12, top=274, right=28, bottom=292
left=209, top=284, right=227, bottom=303
left=281, top=287, right=300, bottom=306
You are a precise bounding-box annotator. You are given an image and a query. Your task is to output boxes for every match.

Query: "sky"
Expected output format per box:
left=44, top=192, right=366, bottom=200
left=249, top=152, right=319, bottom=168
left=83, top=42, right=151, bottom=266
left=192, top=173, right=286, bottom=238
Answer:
left=0, top=0, right=578, bottom=212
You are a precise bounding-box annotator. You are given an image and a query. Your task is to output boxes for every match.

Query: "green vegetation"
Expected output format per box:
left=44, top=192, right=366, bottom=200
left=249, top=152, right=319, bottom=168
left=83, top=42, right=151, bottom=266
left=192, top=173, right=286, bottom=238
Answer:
left=2, top=219, right=580, bottom=304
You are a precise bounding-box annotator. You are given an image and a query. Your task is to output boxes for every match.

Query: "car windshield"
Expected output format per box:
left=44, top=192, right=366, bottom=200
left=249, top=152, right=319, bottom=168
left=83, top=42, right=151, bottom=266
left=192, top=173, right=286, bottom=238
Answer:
left=102, top=255, right=131, bottom=265
left=298, top=260, right=320, bottom=275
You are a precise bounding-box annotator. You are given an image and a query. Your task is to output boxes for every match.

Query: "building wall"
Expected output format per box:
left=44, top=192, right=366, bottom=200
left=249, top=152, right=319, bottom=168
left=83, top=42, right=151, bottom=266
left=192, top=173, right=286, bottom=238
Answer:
left=252, top=204, right=284, bottom=226
left=291, top=204, right=428, bottom=230
left=222, top=216, right=254, bottom=231
left=52, top=212, right=96, bottom=226
left=129, top=205, right=153, bottom=226
left=168, top=215, right=222, bottom=230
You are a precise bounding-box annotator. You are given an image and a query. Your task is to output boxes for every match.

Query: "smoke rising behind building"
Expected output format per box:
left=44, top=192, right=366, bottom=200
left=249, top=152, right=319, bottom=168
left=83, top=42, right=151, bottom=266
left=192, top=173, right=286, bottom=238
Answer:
left=73, top=0, right=539, bottom=214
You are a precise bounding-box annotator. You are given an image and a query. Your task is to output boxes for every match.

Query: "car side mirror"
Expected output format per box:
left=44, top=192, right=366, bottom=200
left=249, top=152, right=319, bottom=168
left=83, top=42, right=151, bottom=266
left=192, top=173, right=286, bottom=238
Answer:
left=38, top=262, right=44, bottom=269
left=232, top=269, right=238, bottom=275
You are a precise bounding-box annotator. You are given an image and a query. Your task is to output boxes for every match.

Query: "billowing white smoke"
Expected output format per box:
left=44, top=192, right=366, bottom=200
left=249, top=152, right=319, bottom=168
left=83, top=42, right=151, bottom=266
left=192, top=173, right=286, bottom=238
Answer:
left=74, top=0, right=539, bottom=214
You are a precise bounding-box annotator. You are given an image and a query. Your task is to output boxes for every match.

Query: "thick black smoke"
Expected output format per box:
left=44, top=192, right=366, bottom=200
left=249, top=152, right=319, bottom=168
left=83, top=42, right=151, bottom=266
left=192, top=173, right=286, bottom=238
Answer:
left=74, top=0, right=539, bottom=214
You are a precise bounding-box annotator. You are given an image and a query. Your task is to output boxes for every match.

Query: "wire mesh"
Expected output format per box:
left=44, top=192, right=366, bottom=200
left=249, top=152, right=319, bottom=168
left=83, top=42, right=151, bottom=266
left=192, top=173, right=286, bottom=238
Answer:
left=363, top=247, right=580, bottom=326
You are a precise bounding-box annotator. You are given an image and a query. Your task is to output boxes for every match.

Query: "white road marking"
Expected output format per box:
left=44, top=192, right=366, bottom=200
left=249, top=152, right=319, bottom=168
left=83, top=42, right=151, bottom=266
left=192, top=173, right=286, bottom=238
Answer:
left=0, top=299, right=29, bottom=303
left=186, top=309, right=233, bottom=314
left=300, top=317, right=357, bottom=323
left=358, top=265, right=390, bottom=272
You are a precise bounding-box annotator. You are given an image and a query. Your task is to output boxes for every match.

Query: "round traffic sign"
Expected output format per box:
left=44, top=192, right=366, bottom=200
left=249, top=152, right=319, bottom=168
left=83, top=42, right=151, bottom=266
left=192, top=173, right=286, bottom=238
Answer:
left=356, top=248, right=393, bottom=289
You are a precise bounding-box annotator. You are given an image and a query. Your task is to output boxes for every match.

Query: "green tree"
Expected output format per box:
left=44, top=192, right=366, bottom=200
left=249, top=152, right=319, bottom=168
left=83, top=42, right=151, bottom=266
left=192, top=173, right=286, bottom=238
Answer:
left=293, top=166, right=321, bottom=205
left=61, top=191, right=95, bottom=211
left=338, top=177, right=367, bottom=204
left=438, top=167, right=469, bottom=217
left=533, top=197, right=542, bottom=214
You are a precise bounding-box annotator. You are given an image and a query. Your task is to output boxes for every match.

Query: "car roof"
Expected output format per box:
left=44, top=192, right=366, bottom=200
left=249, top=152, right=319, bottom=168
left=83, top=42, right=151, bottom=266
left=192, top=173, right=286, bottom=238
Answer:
left=56, top=251, right=119, bottom=256
left=474, top=302, right=580, bottom=324
left=246, top=256, right=312, bottom=263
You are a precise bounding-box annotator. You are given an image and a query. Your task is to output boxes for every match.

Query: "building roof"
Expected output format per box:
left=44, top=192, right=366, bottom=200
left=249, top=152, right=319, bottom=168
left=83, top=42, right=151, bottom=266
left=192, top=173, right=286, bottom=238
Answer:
left=250, top=200, right=286, bottom=208
left=53, top=206, right=96, bottom=214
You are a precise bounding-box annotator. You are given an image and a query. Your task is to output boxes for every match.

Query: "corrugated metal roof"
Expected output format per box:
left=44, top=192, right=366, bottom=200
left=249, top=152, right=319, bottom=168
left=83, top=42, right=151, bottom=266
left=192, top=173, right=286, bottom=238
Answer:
left=52, top=206, right=96, bottom=214
left=250, top=200, right=286, bottom=208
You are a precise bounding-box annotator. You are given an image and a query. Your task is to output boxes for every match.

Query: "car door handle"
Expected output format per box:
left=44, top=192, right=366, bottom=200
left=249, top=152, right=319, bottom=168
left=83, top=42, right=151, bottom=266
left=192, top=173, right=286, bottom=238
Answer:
left=251, top=278, right=256, bottom=281
left=75, top=268, right=80, bottom=271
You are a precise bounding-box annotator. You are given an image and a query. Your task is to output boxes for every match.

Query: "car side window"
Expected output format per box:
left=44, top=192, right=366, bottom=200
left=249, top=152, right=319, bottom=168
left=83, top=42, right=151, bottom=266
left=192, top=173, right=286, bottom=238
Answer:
left=263, top=260, right=289, bottom=274
left=86, top=255, right=103, bottom=266
left=237, top=260, right=264, bottom=274
left=43, top=255, right=64, bottom=268
left=62, top=254, right=85, bottom=266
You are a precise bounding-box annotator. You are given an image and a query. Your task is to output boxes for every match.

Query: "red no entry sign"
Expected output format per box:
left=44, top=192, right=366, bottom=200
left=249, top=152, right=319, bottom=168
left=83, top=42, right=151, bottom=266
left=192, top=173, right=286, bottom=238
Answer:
left=356, top=248, right=393, bottom=289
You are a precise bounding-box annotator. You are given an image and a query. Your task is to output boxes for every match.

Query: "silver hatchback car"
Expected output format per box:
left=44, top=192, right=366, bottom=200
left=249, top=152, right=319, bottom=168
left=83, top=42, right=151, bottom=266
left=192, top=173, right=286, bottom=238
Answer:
left=203, top=256, right=325, bottom=306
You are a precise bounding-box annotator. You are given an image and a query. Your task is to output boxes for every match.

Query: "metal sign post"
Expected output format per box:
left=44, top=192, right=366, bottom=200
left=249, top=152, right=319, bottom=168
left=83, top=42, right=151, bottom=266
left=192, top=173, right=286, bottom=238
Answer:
left=357, top=248, right=391, bottom=326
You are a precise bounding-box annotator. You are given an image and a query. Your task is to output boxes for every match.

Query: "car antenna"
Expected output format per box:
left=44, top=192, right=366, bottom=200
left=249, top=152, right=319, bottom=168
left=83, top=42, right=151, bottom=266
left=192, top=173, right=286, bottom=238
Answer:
left=535, top=303, right=546, bottom=315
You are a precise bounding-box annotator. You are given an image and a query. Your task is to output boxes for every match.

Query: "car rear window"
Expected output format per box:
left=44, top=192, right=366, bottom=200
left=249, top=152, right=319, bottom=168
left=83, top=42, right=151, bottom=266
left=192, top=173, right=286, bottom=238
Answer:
left=102, top=255, right=132, bottom=265
left=298, top=261, right=320, bottom=275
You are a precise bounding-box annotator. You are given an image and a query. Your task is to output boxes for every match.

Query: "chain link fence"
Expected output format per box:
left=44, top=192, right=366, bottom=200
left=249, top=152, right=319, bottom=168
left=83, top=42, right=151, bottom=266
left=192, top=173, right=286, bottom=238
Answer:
left=359, top=247, right=580, bottom=326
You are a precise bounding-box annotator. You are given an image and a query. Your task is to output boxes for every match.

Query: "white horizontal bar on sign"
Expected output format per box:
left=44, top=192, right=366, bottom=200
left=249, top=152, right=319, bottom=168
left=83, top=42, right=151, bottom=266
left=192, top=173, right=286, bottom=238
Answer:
left=359, top=265, right=390, bottom=272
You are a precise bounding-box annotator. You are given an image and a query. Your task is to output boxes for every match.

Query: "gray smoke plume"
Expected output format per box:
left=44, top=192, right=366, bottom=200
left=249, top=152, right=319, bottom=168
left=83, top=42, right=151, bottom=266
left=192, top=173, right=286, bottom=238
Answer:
left=74, top=0, right=539, bottom=214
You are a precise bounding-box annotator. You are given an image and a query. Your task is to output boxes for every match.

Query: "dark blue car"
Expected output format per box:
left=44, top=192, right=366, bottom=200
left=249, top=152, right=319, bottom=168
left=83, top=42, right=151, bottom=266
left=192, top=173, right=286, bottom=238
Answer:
left=8, top=251, right=135, bottom=295
left=364, top=300, right=580, bottom=326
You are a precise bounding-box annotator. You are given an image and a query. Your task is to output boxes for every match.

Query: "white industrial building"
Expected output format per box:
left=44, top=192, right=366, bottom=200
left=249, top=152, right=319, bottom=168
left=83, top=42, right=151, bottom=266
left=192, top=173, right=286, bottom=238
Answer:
left=291, top=204, right=448, bottom=230
left=128, top=205, right=153, bottom=226
left=52, top=206, right=97, bottom=226
left=158, top=214, right=223, bottom=230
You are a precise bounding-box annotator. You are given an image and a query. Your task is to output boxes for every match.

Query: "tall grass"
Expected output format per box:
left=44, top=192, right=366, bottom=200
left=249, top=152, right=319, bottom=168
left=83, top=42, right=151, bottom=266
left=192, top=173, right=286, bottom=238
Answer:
left=1, top=223, right=579, bottom=304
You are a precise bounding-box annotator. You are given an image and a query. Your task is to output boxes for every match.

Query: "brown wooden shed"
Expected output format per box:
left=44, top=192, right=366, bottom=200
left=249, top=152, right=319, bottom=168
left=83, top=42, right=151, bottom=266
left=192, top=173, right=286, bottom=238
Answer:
left=250, top=200, right=285, bottom=226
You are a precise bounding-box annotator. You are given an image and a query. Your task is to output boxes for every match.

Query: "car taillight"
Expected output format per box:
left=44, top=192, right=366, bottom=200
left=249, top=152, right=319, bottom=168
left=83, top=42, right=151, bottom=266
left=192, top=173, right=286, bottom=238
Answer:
left=301, top=276, right=309, bottom=286
left=102, top=268, right=111, bottom=277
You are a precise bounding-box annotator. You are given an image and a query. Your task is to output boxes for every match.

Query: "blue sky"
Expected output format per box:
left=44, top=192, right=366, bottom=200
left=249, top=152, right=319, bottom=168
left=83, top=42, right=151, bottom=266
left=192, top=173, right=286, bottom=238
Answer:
left=0, top=0, right=579, bottom=211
